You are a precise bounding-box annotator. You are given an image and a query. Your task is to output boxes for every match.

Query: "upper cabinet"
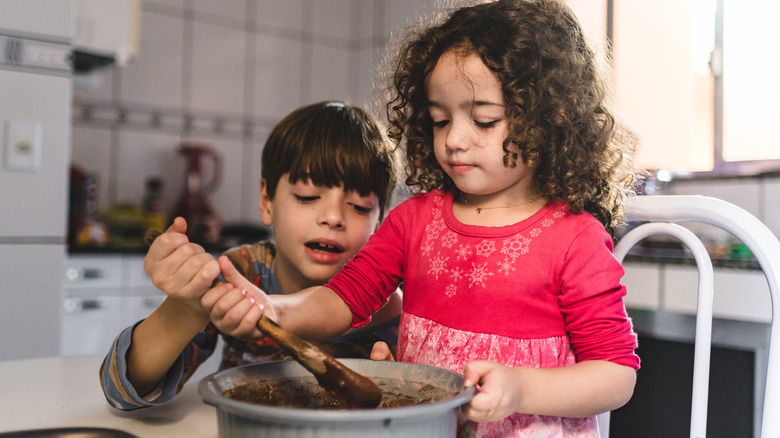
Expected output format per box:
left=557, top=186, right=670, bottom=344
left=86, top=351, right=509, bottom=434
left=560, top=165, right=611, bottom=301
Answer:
left=72, top=0, right=142, bottom=72
left=0, top=1, right=72, bottom=40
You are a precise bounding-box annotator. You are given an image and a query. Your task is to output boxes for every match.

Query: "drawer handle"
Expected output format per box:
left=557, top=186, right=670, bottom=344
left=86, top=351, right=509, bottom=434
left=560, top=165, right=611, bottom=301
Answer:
left=63, top=297, right=107, bottom=313
left=64, top=267, right=105, bottom=282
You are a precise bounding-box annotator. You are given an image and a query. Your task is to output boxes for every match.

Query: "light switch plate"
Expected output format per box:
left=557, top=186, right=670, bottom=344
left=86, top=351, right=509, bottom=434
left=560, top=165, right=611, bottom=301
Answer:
left=3, top=119, right=42, bottom=172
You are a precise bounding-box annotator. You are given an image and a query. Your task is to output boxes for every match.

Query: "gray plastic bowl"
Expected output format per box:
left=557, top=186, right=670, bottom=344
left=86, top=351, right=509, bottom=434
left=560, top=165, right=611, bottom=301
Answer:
left=199, top=358, right=475, bottom=438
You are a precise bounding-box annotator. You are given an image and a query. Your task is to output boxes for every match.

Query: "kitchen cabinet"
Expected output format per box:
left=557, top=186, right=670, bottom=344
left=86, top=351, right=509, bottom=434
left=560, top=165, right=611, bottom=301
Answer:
left=62, top=254, right=164, bottom=356
left=622, top=262, right=772, bottom=323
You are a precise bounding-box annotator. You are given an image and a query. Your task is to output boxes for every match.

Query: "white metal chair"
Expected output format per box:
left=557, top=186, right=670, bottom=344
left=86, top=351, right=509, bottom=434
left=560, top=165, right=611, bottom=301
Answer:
left=597, top=195, right=780, bottom=438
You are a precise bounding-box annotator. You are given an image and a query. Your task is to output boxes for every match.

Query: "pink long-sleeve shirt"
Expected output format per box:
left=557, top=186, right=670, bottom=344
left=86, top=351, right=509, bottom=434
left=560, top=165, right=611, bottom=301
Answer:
left=327, top=189, right=639, bottom=437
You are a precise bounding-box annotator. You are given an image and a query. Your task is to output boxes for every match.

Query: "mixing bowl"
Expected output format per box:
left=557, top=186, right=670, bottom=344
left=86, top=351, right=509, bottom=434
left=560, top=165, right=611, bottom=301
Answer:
left=199, top=358, right=475, bottom=438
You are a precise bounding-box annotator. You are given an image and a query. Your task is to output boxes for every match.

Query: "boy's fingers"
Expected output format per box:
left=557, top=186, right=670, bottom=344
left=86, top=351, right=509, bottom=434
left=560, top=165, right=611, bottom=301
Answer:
left=170, top=216, right=188, bottom=234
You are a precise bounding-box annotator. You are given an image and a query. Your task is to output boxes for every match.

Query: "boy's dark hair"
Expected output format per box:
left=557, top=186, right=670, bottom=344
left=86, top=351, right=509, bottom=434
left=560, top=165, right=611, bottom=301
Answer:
left=384, top=0, right=638, bottom=235
left=261, top=101, right=398, bottom=218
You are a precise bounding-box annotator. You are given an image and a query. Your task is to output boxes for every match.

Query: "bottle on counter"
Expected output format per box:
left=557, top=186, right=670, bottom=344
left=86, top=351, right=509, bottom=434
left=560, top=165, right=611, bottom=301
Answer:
left=143, top=177, right=168, bottom=236
left=74, top=171, right=111, bottom=247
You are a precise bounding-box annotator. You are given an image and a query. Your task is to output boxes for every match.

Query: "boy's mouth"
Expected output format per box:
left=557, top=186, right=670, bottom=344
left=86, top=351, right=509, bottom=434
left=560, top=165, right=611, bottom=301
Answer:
left=305, top=241, right=345, bottom=254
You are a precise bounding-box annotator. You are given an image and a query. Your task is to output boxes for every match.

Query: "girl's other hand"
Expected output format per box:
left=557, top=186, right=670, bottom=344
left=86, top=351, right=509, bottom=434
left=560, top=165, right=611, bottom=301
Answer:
left=201, top=255, right=275, bottom=340
left=462, top=360, right=520, bottom=423
left=369, top=341, right=396, bottom=361
left=144, top=217, right=220, bottom=312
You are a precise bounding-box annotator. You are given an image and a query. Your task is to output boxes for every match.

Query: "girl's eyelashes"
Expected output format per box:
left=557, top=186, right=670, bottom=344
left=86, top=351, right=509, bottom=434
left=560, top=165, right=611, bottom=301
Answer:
left=430, top=119, right=500, bottom=129
left=475, top=120, right=499, bottom=129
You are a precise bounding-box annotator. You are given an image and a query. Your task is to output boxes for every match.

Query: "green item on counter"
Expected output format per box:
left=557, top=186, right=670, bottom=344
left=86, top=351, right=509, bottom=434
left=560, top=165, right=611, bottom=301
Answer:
left=101, top=205, right=145, bottom=247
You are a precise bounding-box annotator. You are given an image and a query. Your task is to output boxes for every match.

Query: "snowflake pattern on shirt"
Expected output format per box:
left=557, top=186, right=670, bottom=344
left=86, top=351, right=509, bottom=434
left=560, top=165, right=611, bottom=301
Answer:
left=420, top=193, right=560, bottom=298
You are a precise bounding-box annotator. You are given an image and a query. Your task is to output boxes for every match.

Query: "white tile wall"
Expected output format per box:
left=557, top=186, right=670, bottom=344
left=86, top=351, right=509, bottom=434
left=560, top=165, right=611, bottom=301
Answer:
left=244, top=131, right=270, bottom=220
left=190, top=21, right=247, bottom=114
left=309, top=44, right=352, bottom=104
left=71, top=126, right=113, bottom=210
left=192, top=0, right=248, bottom=21
left=255, top=0, right=305, bottom=32
left=118, top=11, right=185, bottom=108
left=145, top=0, right=184, bottom=11
left=311, top=0, right=353, bottom=41
left=115, top=130, right=182, bottom=208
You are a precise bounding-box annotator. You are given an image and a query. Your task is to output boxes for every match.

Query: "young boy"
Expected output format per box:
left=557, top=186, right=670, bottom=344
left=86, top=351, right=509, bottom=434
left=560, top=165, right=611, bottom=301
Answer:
left=100, top=101, right=401, bottom=410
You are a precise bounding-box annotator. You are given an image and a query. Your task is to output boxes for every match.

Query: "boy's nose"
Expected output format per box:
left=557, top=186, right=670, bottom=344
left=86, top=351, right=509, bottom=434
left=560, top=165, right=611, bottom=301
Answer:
left=318, top=199, right=346, bottom=229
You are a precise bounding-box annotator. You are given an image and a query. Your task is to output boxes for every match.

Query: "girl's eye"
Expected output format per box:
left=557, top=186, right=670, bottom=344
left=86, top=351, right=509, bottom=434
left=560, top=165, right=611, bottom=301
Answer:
left=431, top=119, right=449, bottom=128
left=475, top=120, right=498, bottom=129
left=294, top=195, right=318, bottom=203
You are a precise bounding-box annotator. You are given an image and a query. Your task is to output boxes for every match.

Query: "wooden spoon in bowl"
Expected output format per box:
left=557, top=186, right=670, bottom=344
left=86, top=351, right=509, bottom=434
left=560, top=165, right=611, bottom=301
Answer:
left=144, top=229, right=383, bottom=408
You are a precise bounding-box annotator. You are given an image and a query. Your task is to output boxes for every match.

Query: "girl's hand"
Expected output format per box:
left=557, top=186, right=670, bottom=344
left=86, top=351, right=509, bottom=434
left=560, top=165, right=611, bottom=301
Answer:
left=462, top=360, right=520, bottom=423
left=369, top=341, right=396, bottom=361
left=201, top=255, right=276, bottom=340
left=144, top=217, right=220, bottom=314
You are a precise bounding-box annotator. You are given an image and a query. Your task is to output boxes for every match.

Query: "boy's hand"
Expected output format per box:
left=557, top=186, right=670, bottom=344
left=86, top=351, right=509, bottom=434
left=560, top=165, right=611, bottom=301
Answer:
left=200, top=255, right=275, bottom=340
left=369, top=341, right=396, bottom=361
left=144, top=217, right=220, bottom=315
left=462, top=360, right=520, bottom=423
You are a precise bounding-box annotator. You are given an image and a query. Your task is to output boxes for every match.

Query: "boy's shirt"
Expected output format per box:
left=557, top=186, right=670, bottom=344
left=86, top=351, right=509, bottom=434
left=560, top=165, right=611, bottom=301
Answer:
left=99, top=241, right=399, bottom=411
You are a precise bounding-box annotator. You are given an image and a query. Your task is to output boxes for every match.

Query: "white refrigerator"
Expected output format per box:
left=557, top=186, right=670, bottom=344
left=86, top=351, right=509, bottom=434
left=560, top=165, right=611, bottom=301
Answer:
left=0, top=1, right=72, bottom=360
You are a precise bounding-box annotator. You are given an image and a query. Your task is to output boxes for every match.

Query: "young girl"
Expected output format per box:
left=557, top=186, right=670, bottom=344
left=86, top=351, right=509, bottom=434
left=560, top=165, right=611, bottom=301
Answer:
left=100, top=101, right=401, bottom=410
left=204, top=1, right=639, bottom=436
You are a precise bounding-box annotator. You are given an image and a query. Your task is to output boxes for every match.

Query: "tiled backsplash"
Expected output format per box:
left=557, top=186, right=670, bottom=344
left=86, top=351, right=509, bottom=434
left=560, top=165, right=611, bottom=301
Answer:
left=71, top=0, right=437, bottom=228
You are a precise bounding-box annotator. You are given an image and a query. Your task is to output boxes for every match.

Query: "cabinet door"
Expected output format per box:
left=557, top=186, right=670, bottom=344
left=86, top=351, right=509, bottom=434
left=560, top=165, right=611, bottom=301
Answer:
left=0, top=1, right=71, bottom=39
left=61, top=295, right=123, bottom=357
left=0, top=244, right=63, bottom=361
left=622, top=263, right=661, bottom=310
left=662, top=265, right=772, bottom=323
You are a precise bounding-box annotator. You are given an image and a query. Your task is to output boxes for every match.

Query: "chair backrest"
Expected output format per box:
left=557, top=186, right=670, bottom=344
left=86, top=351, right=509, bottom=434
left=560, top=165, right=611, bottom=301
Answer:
left=598, top=195, right=780, bottom=438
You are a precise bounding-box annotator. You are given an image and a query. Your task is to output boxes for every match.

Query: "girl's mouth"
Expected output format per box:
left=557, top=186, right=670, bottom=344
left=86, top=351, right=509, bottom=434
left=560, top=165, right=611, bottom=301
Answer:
left=450, top=163, right=476, bottom=173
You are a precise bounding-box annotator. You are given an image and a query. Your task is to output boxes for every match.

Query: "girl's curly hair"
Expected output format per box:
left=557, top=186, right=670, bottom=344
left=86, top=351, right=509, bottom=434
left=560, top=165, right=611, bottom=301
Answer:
left=383, top=0, right=638, bottom=235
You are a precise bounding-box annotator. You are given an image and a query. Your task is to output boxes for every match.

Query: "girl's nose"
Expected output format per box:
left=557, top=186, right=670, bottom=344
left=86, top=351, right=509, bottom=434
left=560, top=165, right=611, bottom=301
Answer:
left=444, top=119, right=469, bottom=151
left=318, top=196, right=346, bottom=229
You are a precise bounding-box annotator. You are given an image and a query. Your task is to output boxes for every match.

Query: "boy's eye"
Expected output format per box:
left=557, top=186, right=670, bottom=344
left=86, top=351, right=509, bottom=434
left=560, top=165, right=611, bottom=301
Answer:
left=348, top=203, right=373, bottom=214
left=294, top=195, right=318, bottom=203
left=475, top=120, right=498, bottom=129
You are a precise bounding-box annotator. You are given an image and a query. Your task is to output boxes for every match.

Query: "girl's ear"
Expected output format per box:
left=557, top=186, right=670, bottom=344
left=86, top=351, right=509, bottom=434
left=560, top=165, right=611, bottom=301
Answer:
left=259, top=179, right=273, bottom=226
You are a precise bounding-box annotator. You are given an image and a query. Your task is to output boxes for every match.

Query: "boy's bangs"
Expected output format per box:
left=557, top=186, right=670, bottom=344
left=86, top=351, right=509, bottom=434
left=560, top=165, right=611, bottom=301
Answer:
left=286, top=135, right=377, bottom=199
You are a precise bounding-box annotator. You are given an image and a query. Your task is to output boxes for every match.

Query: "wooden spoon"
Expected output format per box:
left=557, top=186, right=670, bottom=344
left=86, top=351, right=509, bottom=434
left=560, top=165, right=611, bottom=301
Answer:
left=144, top=229, right=383, bottom=408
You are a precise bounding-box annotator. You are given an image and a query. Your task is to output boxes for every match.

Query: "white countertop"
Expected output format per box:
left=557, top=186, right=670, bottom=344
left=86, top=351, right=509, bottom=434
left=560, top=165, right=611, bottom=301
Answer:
left=0, top=355, right=218, bottom=437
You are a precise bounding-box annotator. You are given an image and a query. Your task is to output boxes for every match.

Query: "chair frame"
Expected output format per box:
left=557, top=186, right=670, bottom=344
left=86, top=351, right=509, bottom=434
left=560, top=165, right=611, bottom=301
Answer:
left=599, top=195, right=779, bottom=438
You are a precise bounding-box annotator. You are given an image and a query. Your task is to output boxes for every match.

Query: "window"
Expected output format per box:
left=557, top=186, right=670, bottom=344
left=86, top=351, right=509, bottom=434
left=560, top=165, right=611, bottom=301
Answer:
left=571, top=0, right=780, bottom=175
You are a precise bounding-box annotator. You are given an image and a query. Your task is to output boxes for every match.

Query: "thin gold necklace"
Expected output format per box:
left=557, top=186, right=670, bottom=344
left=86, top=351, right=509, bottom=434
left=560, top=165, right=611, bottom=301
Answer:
left=460, top=193, right=539, bottom=214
